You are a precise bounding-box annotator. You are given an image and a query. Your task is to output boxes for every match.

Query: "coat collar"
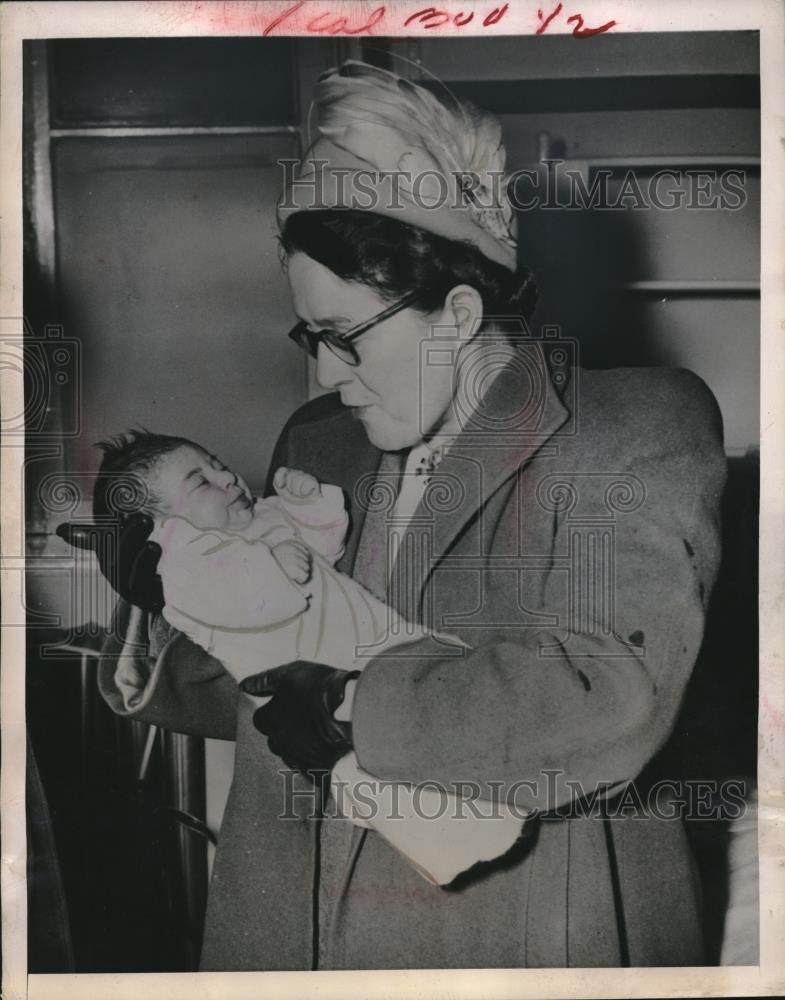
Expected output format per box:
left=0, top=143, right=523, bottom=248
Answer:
left=388, top=342, right=571, bottom=617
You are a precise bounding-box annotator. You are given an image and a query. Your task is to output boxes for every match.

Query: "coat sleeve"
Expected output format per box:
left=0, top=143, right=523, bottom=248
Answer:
left=350, top=373, right=727, bottom=811
left=98, top=597, right=240, bottom=740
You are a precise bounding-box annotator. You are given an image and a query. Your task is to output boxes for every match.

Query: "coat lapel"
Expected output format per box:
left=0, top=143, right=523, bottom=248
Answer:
left=389, top=343, right=571, bottom=620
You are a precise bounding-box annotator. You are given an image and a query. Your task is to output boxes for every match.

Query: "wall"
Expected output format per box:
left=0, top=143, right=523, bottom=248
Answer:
left=53, top=134, right=304, bottom=490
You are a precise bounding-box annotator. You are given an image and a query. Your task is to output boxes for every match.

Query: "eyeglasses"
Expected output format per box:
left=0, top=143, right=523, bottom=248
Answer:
left=287, top=291, right=420, bottom=367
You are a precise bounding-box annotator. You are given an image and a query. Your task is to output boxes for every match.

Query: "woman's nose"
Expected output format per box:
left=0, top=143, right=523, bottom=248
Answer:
left=315, top=341, right=353, bottom=390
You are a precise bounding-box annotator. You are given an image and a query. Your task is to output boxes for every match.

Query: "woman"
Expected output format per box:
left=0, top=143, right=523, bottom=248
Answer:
left=95, top=61, right=726, bottom=969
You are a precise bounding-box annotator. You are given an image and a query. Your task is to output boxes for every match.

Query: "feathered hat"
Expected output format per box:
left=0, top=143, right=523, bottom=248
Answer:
left=277, top=60, right=518, bottom=271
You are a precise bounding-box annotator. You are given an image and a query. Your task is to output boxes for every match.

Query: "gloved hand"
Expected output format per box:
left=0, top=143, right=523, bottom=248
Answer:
left=241, top=661, right=360, bottom=776
left=56, top=513, right=164, bottom=612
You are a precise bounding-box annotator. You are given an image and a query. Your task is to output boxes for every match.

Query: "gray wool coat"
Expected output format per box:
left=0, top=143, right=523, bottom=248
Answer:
left=99, top=350, right=727, bottom=970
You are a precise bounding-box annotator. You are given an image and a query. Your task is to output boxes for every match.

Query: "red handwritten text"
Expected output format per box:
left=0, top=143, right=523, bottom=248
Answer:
left=566, top=11, right=617, bottom=37
left=536, top=2, right=617, bottom=37
left=184, top=0, right=617, bottom=38
left=264, top=1, right=386, bottom=36
left=535, top=1, right=563, bottom=33
left=403, top=4, right=509, bottom=29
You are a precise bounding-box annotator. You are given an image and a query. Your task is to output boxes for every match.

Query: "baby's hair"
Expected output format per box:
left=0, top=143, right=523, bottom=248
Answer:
left=93, top=428, right=196, bottom=521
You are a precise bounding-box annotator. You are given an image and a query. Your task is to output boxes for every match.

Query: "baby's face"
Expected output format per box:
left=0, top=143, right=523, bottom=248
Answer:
left=149, top=445, right=254, bottom=530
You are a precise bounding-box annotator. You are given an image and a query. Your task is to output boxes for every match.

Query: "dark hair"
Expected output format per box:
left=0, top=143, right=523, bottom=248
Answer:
left=279, top=210, right=538, bottom=330
left=93, top=429, right=195, bottom=521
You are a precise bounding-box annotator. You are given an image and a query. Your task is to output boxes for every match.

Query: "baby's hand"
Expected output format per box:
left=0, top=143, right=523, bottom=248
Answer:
left=274, top=466, right=321, bottom=501
left=273, top=538, right=312, bottom=584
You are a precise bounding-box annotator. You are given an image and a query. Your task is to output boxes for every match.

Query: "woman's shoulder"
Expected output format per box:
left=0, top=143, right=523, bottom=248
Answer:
left=575, top=366, right=723, bottom=439
left=267, top=392, right=376, bottom=493
left=558, top=366, right=726, bottom=475
left=275, top=392, right=373, bottom=459
left=279, top=391, right=348, bottom=433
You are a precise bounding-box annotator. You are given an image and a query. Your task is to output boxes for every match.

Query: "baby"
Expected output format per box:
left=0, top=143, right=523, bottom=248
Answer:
left=94, top=430, right=525, bottom=884
left=94, top=431, right=420, bottom=680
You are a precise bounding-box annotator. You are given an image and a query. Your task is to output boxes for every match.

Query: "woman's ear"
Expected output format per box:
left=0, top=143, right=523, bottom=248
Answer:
left=442, top=285, right=483, bottom=340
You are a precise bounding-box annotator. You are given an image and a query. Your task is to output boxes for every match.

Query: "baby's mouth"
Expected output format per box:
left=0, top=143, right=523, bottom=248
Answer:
left=228, top=492, right=251, bottom=509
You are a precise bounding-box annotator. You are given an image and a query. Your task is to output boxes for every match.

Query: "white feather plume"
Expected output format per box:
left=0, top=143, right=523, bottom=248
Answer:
left=313, top=61, right=516, bottom=251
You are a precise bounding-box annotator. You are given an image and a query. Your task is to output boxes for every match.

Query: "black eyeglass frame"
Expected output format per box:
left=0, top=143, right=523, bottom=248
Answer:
left=287, top=290, right=421, bottom=367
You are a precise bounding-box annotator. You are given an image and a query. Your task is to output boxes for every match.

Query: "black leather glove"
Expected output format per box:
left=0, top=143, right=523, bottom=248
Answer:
left=56, top=513, right=164, bottom=613
left=241, top=661, right=360, bottom=776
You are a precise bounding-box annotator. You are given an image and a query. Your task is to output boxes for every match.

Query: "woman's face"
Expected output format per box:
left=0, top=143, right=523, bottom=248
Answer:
left=286, top=253, right=458, bottom=451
